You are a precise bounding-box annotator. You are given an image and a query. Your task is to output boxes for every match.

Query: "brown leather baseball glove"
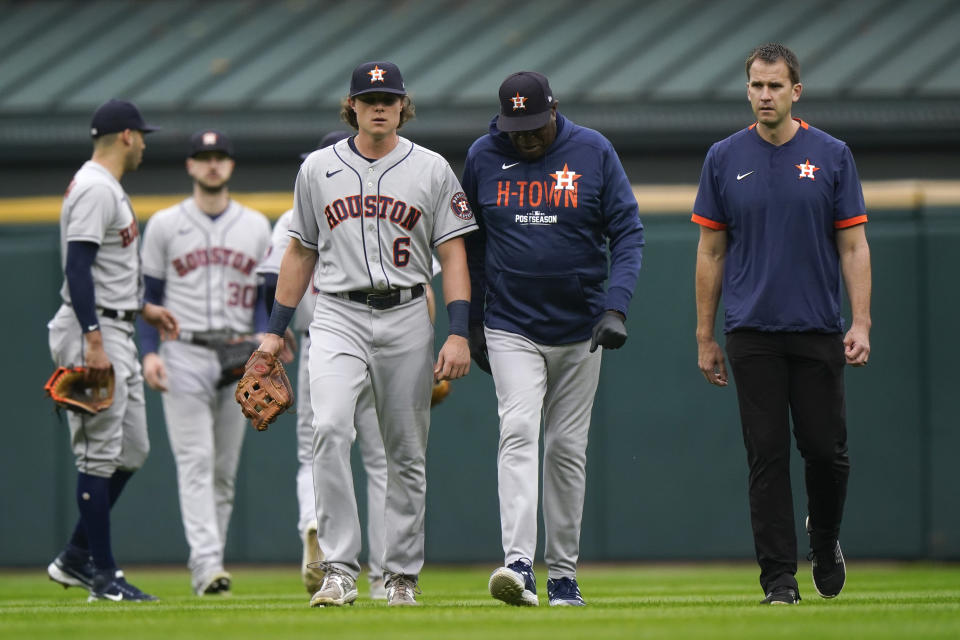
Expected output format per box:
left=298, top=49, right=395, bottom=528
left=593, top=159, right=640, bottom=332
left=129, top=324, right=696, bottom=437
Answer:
left=431, top=380, right=452, bottom=407
left=235, top=350, right=294, bottom=431
left=44, top=365, right=115, bottom=415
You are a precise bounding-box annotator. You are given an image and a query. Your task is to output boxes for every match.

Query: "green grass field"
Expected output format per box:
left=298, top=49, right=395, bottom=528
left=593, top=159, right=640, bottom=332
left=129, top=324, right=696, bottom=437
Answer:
left=1, top=563, right=958, bottom=639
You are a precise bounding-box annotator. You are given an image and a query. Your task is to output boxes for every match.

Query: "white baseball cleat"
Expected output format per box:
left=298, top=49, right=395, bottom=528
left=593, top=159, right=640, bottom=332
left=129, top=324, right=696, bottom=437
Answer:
left=386, top=574, right=420, bottom=606
left=369, top=577, right=387, bottom=600
left=309, top=570, right=357, bottom=607
left=489, top=559, right=538, bottom=606
left=302, top=520, right=325, bottom=594
left=195, top=569, right=232, bottom=596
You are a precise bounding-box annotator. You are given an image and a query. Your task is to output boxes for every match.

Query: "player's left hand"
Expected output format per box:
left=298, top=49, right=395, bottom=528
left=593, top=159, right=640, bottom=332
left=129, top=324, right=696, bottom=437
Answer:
left=843, top=324, right=870, bottom=366
left=435, top=335, right=470, bottom=381
left=142, top=302, right=180, bottom=340
left=589, top=311, right=627, bottom=352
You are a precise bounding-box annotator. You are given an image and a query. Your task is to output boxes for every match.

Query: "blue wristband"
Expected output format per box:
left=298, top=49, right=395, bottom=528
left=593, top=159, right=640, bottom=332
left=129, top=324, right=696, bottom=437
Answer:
left=447, top=300, right=469, bottom=338
left=266, top=302, right=296, bottom=336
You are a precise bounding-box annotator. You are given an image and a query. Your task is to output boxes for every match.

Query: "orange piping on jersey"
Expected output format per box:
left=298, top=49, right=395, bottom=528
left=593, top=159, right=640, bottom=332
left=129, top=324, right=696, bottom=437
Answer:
left=749, top=118, right=809, bottom=130
left=691, top=214, right=727, bottom=230
left=835, top=214, right=868, bottom=229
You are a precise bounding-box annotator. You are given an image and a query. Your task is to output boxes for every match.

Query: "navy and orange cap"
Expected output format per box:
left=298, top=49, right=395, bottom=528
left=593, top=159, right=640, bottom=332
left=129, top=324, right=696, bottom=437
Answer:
left=496, top=71, right=555, bottom=132
left=349, top=61, right=406, bottom=97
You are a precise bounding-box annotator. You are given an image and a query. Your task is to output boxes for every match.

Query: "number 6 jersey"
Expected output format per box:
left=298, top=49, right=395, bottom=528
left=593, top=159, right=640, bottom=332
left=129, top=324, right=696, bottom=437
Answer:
left=289, top=136, right=477, bottom=292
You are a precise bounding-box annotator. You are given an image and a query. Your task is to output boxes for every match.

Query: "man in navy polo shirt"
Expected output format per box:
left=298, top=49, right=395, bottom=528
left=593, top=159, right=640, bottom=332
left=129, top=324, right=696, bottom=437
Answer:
left=693, top=43, right=872, bottom=605
left=463, top=71, right=644, bottom=607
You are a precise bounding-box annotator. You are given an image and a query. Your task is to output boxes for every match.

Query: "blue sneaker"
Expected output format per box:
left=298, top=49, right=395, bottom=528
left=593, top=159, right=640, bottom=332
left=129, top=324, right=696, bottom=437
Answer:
left=489, top=558, right=538, bottom=606
left=88, top=569, right=159, bottom=602
left=47, top=550, right=96, bottom=591
left=547, top=577, right=586, bottom=606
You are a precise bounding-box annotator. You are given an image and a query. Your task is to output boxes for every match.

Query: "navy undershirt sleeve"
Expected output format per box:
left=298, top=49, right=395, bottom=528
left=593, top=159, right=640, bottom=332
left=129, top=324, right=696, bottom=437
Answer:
left=64, top=241, right=100, bottom=333
left=253, top=283, right=269, bottom=333
left=261, top=273, right=278, bottom=315
left=137, top=275, right=166, bottom=355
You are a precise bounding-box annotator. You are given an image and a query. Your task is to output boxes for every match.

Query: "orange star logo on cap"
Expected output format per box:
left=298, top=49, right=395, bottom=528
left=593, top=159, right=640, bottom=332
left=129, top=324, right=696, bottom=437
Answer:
left=511, top=93, right=527, bottom=111
left=368, top=66, right=386, bottom=83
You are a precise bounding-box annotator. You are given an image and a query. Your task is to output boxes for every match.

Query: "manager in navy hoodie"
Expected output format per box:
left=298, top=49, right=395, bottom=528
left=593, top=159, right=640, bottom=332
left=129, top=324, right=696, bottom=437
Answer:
left=463, top=71, right=644, bottom=608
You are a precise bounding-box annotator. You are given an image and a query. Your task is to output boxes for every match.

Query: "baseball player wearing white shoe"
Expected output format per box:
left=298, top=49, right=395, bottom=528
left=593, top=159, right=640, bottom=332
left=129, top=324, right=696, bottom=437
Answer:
left=139, top=130, right=272, bottom=596
left=259, top=155, right=387, bottom=598
left=47, top=99, right=177, bottom=602
left=257, top=61, right=476, bottom=608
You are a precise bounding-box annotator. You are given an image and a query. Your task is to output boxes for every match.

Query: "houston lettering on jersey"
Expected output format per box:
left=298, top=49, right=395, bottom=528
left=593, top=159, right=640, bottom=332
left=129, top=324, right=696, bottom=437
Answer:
left=497, top=164, right=583, bottom=208
left=119, top=217, right=139, bottom=248
left=323, top=195, right=422, bottom=231
left=172, top=247, right=257, bottom=277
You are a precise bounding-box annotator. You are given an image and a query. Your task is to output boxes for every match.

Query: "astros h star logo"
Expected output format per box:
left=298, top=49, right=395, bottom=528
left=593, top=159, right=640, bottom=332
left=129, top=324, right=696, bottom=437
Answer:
left=368, top=65, right=386, bottom=83
left=796, top=159, right=820, bottom=180
left=551, top=163, right=582, bottom=191
left=511, top=93, right=527, bottom=111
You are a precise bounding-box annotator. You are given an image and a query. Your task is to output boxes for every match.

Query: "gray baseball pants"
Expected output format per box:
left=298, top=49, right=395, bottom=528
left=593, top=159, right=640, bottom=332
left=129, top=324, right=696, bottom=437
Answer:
left=47, top=304, right=149, bottom=477
left=308, top=293, right=433, bottom=580
left=296, top=332, right=387, bottom=581
left=485, top=327, right=602, bottom=579
left=159, top=340, right=246, bottom=589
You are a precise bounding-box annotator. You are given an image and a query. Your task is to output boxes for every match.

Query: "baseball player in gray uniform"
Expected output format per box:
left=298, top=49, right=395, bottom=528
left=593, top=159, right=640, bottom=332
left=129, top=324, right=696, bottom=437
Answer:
left=46, top=99, right=178, bottom=602
left=260, top=200, right=388, bottom=600
left=256, top=61, right=476, bottom=608
left=139, top=130, right=272, bottom=596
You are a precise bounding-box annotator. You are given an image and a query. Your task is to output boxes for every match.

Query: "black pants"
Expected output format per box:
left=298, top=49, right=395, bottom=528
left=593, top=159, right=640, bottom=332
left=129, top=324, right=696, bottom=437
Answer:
left=726, top=330, right=850, bottom=594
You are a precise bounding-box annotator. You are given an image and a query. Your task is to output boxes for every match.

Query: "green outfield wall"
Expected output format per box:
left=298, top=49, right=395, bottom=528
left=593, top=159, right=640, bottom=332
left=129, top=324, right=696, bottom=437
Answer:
left=1, top=186, right=958, bottom=569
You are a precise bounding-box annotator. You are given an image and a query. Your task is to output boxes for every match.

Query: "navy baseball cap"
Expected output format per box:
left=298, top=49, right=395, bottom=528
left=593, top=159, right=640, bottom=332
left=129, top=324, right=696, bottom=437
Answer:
left=189, top=129, right=233, bottom=157
left=89, top=99, right=160, bottom=138
left=496, top=72, right=556, bottom=132
left=349, top=61, right=406, bottom=97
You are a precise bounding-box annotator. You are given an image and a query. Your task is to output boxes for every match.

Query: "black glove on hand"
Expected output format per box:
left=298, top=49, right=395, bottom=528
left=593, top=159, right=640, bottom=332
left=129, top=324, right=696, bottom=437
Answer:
left=589, top=311, right=627, bottom=353
left=468, top=324, right=491, bottom=374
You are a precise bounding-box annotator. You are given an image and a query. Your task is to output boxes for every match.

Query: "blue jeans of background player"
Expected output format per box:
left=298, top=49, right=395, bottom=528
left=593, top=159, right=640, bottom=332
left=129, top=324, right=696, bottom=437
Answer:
left=726, top=330, right=850, bottom=595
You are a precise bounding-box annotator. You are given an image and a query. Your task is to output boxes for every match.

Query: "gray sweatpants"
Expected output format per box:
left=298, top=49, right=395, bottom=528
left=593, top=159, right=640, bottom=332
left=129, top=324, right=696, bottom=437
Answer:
left=47, top=304, right=149, bottom=477
left=159, top=340, right=246, bottom=588
left=485, top=327, right=602, bottom=579
left=295, top=332, right=387, bottom=582
left=308, top=293, right=433, bottom=580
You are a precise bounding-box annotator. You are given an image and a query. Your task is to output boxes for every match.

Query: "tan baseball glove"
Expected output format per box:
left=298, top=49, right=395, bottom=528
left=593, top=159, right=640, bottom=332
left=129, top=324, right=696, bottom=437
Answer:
left=431, top=380, right=452, bottom=407
left=235, top=351, right=294, bottom=431
left=44, top=365, right=115, bottom=415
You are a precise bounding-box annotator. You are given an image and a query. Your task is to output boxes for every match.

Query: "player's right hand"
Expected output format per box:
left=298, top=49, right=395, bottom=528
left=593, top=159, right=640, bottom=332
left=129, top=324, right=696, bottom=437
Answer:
left=82, top=330, right=113, bottom=385
left=142, top=302, right=180, bottom=341
left=143, top=352, right=169, bottom=392
left=697, top=339, right=728, bottom=387
left=435, top=335, right=470, bottom=381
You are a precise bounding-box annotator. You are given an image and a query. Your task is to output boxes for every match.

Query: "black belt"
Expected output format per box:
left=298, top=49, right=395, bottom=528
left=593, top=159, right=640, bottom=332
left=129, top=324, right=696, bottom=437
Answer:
left=334, top=284, right=425, bottom=310
left=179, top=329, right=239, bottom=347
left=99, top=307, right=137, bottom=322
